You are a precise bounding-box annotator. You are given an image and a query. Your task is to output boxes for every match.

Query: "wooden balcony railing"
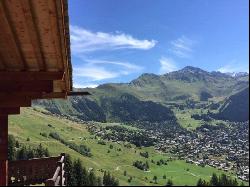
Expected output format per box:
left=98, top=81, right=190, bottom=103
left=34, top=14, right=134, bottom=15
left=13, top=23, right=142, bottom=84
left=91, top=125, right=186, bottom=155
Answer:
left=8, top=153, right=65, bottom=186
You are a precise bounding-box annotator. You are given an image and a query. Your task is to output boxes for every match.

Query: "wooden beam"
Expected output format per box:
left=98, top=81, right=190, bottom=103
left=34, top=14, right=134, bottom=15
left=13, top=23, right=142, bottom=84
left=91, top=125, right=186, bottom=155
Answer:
left=0, top=115, right=8, bottom=186
left=0, top=92, right=66, bottom=100
left=0, top=71, right=64, bottom=81
left=55, top=0, right=71, bottom=91
left=0, top=80, right=53, bottom=92
left=68, top=91, right=91, bottom=96
left=0, top=108, right=20, bottom=115
left=0, top=98, right=31, bottom=108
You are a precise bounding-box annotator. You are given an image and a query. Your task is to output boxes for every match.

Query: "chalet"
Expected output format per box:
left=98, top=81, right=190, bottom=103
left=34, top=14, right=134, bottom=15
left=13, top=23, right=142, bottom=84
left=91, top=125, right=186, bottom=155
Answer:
left=0, top=0, right=88, bottom=186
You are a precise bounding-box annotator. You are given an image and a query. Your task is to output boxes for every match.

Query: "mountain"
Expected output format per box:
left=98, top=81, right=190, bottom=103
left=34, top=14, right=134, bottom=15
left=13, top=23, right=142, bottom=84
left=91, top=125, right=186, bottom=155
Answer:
left=225, top=72, right=249, bottom=78
left=213, top=87, right=249, bottom=122
left=34, top=93, right=176, bottom=123
left=129, top=66, right=248, bottom=102
left=33, top=66, right=249, bottom=123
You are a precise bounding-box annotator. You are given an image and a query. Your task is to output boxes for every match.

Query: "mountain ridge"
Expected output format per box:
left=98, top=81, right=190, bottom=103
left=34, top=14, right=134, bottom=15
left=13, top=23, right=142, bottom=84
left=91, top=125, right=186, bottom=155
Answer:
left=33, top=66, right=249, bottom=123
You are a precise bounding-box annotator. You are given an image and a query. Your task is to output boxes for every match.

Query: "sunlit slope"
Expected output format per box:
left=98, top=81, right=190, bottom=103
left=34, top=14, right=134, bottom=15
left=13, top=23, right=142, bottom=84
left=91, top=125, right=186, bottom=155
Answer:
left=33, top=66, right=249, bottom=123
left=9, top=108, right=243, bottom=186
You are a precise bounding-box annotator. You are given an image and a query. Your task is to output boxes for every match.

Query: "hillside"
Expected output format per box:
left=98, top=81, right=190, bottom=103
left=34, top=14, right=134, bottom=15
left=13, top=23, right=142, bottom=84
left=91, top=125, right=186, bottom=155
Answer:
left=9, top=108, right=244, bottom=186
left=33, top=66, right=249, bottom=123
left=214, top=87, right=249, bottom=122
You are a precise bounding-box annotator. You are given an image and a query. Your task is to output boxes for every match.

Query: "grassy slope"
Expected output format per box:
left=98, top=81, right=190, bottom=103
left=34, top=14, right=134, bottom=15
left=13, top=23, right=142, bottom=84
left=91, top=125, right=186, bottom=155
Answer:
left=174, top=108, right=229, bottom=130
left=9, top=108, right=245, bottom=186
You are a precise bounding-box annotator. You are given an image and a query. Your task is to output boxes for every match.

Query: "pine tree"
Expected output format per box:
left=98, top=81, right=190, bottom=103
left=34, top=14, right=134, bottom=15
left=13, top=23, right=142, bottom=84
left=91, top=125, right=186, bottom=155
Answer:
left=27, top=147, right=35, bottom=159
left=232, top=178, right=238, bottom=186
left=219, top=174, right=228, bottom=186
left=163, top=174, right=167, bottom=179
left=103, top=171, right=119, bottom=186
left=145, top=161, right=149, bottom=170
left=65, top=155, right=77, bottom=186
left=97, top=177, right=103, bottom=186
left=36, top=144, right=44, bottom=157
left=106, top=172, right=111, bottom=186
left=73, top=159, right=85, bottom=186
left=197, top=178, right=204, bottom=186
left=113, top=178, right=119, bottom=186
left=17, top=146, right=28, bottom=160
left=89, top=170, right=97, bottom=186
left=210, top=173, right=219, bottom=186
left=153, top=176, right=158, bottom=184
left=8, top=135, right=16, bottom=161
left=44, top=148, right=49, bottom=157
left=197, top=178, right=207, bottom=186
left=15, top=140, right=20, bottom=148
left=103, top=171, right=108, bottom=186
left=166, top=179, right=173, bottom=186
left=82, top=165, right=89, bottom=186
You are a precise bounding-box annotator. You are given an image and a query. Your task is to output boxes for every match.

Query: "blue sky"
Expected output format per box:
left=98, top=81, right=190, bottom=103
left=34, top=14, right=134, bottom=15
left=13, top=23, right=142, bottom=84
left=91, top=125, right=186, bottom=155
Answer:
left=68, top=0, right=249, bottom=88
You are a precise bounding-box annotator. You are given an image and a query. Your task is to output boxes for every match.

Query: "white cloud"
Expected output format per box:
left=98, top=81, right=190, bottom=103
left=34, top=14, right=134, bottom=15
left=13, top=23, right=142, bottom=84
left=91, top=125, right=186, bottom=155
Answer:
left=70, top=25, right=157, bottom=54
left=85, top=59, right=143, bottom=72
left=73, top=83, right=99, bottom=88
left=218, top=61, right=249, bottom=73
left=73, top=59, right=144, bottom=81
left=159, top=57, right=178, bottom=74
left=170, top=36, right=195, bottom=58
left=74, top=66, right=119, bottom=81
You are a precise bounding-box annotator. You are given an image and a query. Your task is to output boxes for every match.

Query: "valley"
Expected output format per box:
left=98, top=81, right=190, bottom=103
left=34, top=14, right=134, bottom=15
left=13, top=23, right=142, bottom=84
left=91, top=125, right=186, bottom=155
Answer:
left=9, top=108, right=248, bottom=186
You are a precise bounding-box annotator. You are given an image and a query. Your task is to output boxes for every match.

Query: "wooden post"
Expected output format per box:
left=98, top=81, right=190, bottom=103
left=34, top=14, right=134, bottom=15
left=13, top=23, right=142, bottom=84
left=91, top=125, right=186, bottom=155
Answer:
left=61, top=153, right=65, bottom=186
left=0, top=115, right=8, bottom=186
left=57, top=161, right=63, bottom=186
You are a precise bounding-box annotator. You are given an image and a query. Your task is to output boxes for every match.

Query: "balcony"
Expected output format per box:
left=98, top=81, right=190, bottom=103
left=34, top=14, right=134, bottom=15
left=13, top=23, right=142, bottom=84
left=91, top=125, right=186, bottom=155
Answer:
left=8, top=153, right=65, bottom=186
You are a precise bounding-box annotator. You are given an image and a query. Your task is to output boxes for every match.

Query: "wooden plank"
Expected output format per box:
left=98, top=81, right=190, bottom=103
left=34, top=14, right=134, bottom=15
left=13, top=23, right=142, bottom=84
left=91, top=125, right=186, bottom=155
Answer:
left=0, top=80, right=53, bottom=92
left=20, top=0, right=46, bottom=71
left=0, top=1, right=24, bottom=70
left=3, top=0, right=38, bottom=71
left=0, top=108, right=20, bottom=115
left=31, top=0, right=59, bottom=71
left=47, top=0, right=64, bottom=70
left=0, top=115, right=8, bottom=186
left=1, top=1, right=27, bottom=69
left=0, top=71, right=64, bottom=81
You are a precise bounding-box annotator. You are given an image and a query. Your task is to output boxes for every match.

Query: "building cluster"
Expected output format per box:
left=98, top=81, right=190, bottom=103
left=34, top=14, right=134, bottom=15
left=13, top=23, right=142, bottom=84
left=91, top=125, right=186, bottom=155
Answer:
left=154, top=122, right=249, bottom=182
